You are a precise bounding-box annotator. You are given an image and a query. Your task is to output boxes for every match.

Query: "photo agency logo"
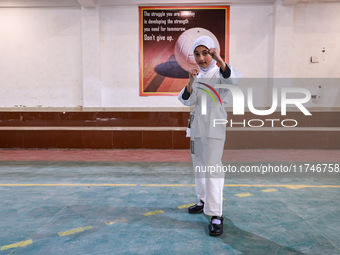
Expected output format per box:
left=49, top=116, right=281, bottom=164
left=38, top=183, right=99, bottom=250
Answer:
left=197, top=82, right=223, bottom=114
left=198, top=83, right=312, bottom=128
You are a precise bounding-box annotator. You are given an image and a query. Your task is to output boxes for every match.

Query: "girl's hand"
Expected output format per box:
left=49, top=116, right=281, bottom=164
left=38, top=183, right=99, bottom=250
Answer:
left=187, top=66, right=199, bottom=93
left=209, top=48, right=226, bottom=72
left=209, top=48, right=223, bottom=62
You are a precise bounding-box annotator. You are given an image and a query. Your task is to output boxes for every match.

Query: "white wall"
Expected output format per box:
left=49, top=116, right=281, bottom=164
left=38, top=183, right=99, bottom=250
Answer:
left=0, top=8, right=82, bottom=108
left=0, top=1, right=339, bottom=110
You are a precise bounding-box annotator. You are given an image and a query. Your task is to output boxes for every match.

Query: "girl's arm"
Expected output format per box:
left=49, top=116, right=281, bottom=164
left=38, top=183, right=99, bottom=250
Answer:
left=209, top=48, right=226, bottom=72
left=186, top=66, right=199, bottom=93
left=177, top=66, right=199, bottom=106
left=210, top=48, right=242, bottom=86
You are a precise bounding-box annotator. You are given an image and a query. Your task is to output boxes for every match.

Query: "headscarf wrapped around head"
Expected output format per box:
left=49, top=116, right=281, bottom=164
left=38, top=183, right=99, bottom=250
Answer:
left=192, top=36, right=217, bottom=74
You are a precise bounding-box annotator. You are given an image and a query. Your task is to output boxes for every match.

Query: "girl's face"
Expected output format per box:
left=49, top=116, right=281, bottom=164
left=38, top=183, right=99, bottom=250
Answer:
left=194, top=45, right=212, bottom=69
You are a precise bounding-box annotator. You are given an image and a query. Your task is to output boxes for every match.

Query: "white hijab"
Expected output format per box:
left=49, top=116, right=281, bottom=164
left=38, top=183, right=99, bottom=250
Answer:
left=192, top=36, right=217, bottom=75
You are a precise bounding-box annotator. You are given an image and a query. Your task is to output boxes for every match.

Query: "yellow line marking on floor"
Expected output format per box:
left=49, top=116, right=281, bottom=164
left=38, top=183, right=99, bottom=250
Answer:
left=1, top=239, right=33, bottom=251
left=236, top=193, right=253, bottom=197
left=0, top=184, right=137, bottom=187
left=58, top=226, right=93, bottom=237
left=144, top=210, right=164, bottom=216
left=105, top=217, right=127, bottom=225
left=284, top=185, right=340, bottom=189
left=140, top=184, right=195, bottom=187
left=178, top=203, right=195, bottom=209
left=285, top=185, right=310, bottom=189
left=261, top=189, right=278, bottom=192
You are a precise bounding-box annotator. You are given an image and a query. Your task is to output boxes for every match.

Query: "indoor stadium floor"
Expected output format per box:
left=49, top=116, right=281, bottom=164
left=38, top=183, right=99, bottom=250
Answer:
left=0, top=149, right=339, bottom=254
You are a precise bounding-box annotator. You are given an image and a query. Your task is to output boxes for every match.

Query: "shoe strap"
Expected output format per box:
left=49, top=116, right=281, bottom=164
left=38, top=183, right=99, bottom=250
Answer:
left=211, top=216, right=223, bottom=221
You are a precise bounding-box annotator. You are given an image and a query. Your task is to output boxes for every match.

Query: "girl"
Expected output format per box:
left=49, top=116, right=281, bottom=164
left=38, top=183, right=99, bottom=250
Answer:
left=178, top=35, right=241, bottom=236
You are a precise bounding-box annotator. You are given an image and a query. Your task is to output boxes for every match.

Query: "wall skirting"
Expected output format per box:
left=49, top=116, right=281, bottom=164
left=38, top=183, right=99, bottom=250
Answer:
left=0, top=111, right=339, bottom=149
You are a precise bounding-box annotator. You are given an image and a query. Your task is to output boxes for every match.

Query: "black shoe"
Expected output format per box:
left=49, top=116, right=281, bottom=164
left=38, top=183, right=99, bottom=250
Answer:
left=188, top=200, right=204, bottom=214
left=209, top=216, right=224, bottom=236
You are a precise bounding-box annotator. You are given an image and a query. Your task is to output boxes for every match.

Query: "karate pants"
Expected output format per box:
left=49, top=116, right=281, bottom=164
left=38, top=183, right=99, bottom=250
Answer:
left=191, top=137, right=225, bottom=217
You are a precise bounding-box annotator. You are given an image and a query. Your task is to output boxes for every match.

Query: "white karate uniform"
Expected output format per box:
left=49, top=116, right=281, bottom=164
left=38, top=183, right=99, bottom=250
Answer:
left=178, top=46, right=241, bottom=216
